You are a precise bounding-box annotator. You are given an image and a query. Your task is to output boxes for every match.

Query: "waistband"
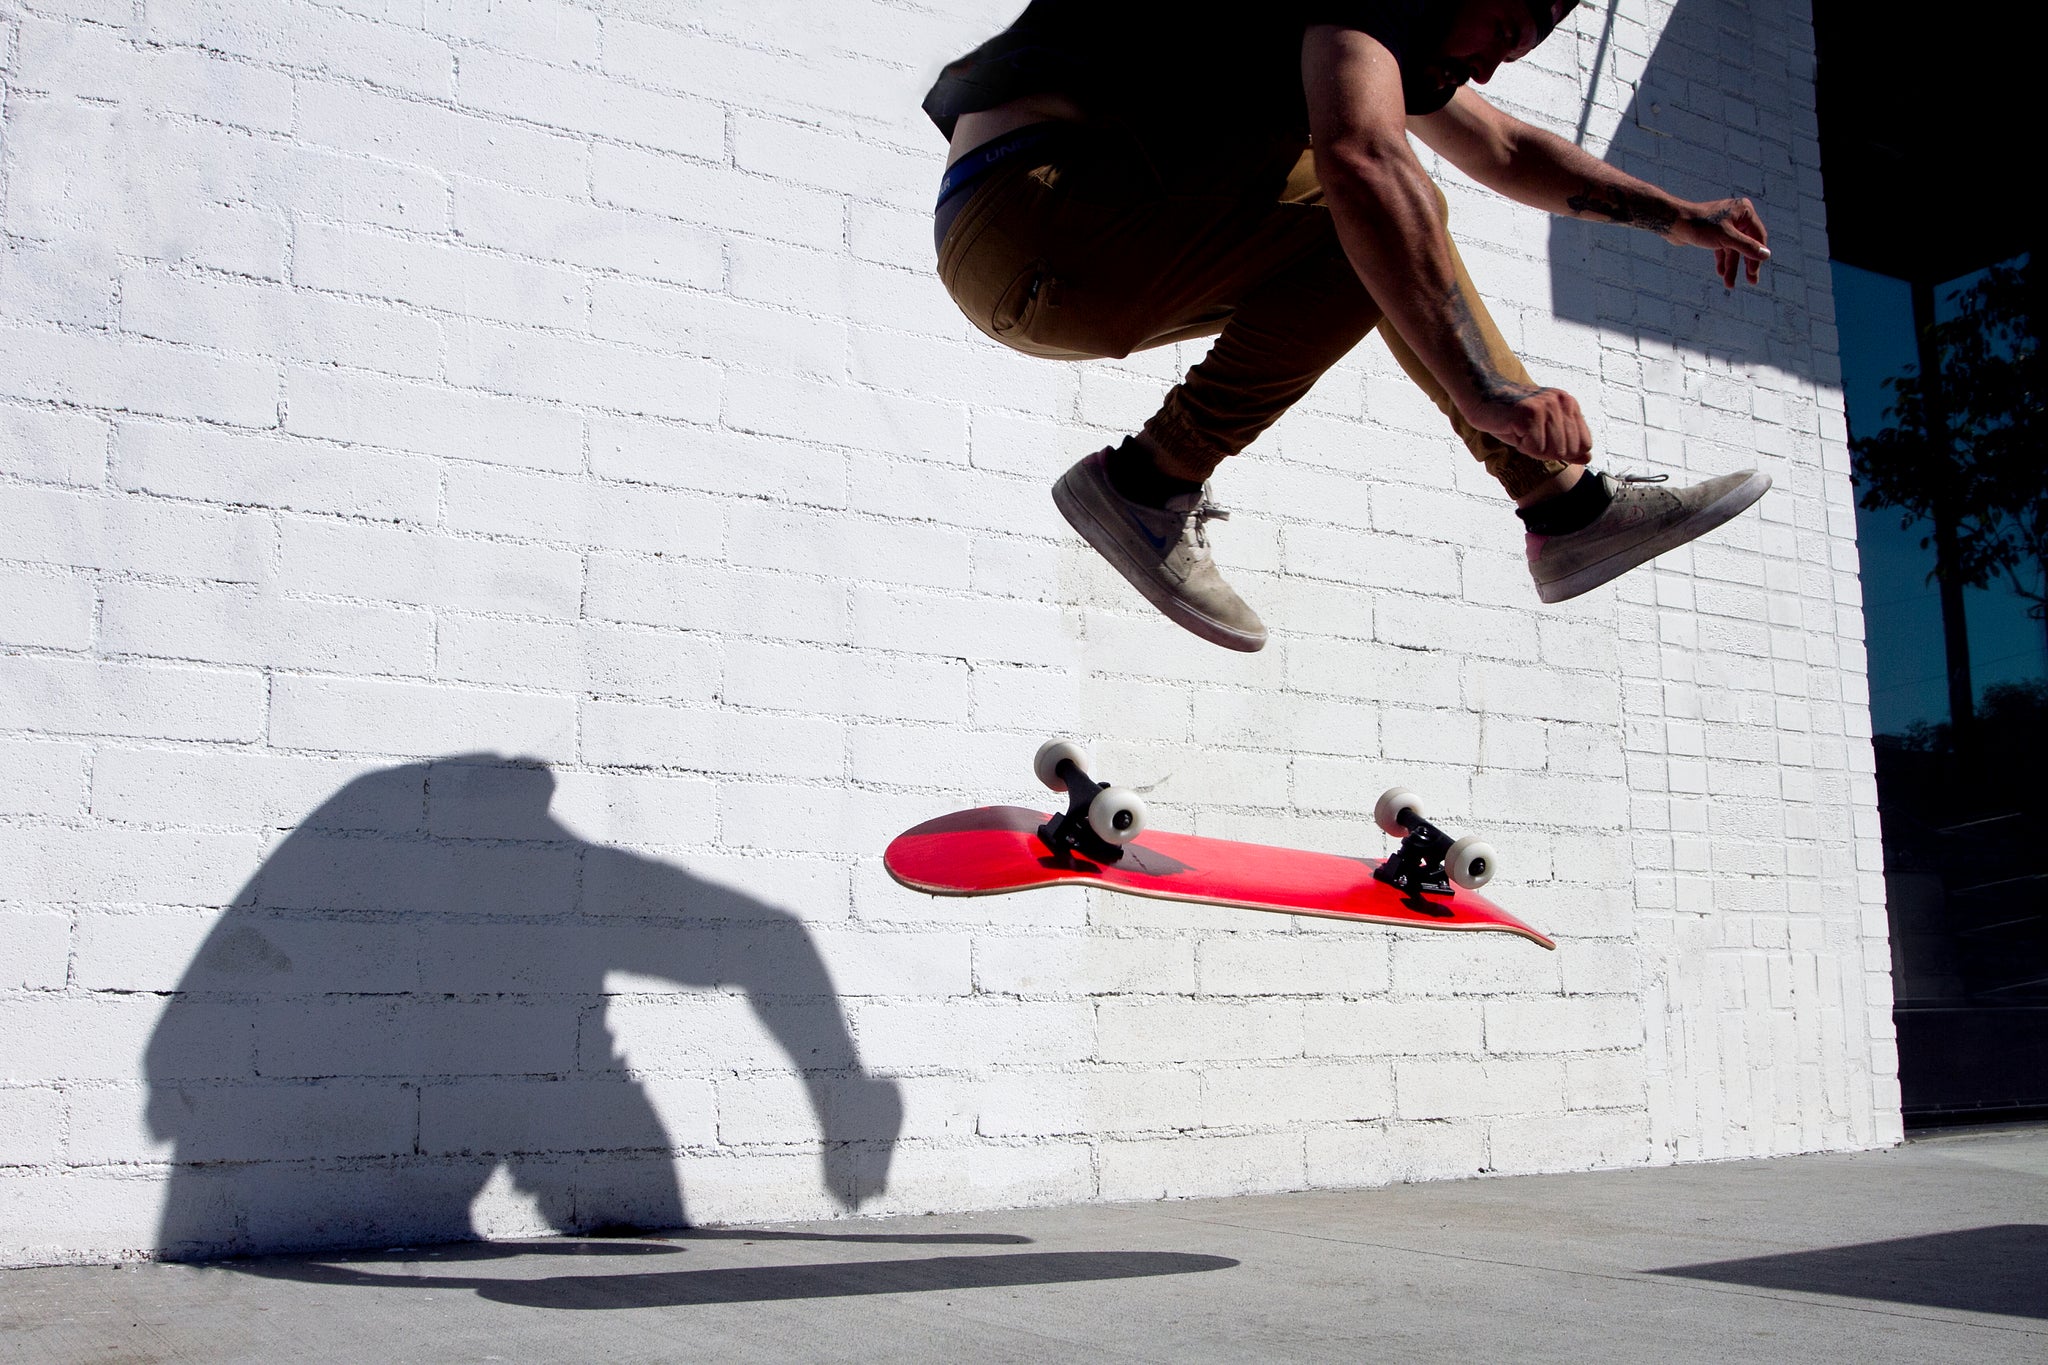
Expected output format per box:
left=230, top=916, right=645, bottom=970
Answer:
left=933, top=121, right=1077, bottom=253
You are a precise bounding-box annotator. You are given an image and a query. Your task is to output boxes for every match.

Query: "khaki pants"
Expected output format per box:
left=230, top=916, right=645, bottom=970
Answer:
left=935, top=127, right=1562, bottom=499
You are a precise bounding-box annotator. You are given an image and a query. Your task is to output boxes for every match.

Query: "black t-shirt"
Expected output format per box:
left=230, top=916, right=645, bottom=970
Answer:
left=922, top=0, right=1468, bottom=145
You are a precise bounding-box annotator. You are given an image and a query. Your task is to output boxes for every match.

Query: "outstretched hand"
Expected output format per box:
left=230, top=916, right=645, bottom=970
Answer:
left=1670, top=196, right=1770, bottom=288
left=1467, top=386, right=1593, bottom=464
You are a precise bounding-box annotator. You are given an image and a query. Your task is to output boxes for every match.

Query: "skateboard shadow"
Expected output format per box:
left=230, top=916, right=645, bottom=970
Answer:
left=144, top=755, right=905, bottom=1261
left=1646, top=1224, right=2048, bottom=1320
left=224, top=1239, right=1239, bottom=1310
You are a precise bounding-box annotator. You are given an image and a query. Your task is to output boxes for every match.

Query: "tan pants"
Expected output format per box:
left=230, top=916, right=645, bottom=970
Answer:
left=935, top=127, right=1562, bottom=499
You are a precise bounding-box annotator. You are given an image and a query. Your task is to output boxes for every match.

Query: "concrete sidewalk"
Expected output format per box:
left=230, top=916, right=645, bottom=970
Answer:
left=4, top=1125, right=2043, bottom=1363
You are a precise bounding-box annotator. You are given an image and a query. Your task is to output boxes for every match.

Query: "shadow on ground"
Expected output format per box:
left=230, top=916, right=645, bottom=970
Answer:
left=144, top=755, right=904, bottom=1260
left=220, top=1237, right=1239, bottom=1310
left=1649, top=1223, right=2048, bottom=1320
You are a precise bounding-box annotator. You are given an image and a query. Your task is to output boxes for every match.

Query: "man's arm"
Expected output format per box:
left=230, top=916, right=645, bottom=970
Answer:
left=1411, top=87, right=1771, bottom=288
left=1303, top=26, right=1590, bottom=462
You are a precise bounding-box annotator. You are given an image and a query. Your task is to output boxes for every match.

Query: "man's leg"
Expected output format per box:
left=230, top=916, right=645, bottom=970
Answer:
left=939, top=135, right=1388, bottom=650
left=1362, top=188, right=1770, bottom=604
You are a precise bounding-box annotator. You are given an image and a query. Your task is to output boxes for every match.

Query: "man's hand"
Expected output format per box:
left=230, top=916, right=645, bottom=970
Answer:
left=1668, top=196, right=1770, bottom=288
left=1468, top=387, right=1592, bottom=463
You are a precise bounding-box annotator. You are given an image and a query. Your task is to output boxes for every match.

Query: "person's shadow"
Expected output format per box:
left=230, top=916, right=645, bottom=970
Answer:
left=144, top=755, right=903, bottom=1260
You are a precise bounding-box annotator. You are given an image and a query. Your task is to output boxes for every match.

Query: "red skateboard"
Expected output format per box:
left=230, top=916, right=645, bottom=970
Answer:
left=884, top=742, right=1554, bottom=950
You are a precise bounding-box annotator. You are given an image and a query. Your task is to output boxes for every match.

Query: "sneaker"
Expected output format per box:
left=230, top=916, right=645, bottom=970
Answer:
left=1052, top=448, right=1267, bottom=651
left=1528, top=469, right=1771, bottom=604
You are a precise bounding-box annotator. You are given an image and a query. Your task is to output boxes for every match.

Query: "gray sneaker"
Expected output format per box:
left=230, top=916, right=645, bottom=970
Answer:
left=1052, top=448, right=1267, bottom=652
left=1528, top=469, right=1771, bottom=603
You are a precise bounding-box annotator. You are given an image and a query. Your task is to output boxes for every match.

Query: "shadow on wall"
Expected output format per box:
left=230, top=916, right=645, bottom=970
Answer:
left=143, top=755, right=903, bottom=1261
left=1549, top=0, right=1824, bottom=382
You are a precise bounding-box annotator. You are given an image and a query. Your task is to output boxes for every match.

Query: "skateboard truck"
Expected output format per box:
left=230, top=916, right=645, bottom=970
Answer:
left=1370, top=788, right=1497, bottom=896
left=1033, top=740, right=1148, bottom=866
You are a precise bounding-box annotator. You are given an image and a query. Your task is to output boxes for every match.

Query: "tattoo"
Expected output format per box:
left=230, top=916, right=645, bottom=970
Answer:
left=1445, top=286, right=1538, bottom=405
left=1566, top=184, right=1679, bottom=236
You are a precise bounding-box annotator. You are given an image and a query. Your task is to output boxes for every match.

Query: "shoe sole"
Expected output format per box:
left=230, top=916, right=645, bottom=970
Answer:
left=1053, top=474, right=1267, bottom=652
left=1535, top=471, right=1772, bottom=604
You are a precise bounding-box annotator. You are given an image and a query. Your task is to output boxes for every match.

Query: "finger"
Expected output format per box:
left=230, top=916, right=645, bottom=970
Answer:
left=1745, top=252, right=1762, bottom=285
left=1737, top=197, right=1768, bottom=251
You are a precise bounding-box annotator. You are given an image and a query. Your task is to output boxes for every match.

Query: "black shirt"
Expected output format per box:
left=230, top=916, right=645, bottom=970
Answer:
left=922, top=0, right=1468, bottom=145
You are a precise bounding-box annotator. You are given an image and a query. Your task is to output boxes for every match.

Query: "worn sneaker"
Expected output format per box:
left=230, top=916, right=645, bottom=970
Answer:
left=1052, top=448, right=1267, bottom=651
left=1528, top=469, right=1771, bottom=603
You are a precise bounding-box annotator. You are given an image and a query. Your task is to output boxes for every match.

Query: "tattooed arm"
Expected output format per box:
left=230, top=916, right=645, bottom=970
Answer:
left=1304, top=26, right=1592, bottom=462
left=1412, top=87, right=1770, bottom=288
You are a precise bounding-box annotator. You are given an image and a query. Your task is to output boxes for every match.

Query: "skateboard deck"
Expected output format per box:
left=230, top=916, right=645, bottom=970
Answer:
left=885, top=805, right=1554, bottom=949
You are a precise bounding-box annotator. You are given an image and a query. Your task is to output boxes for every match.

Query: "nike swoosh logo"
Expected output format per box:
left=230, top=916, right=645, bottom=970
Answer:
left=1121, top=503, right=1176, bottom=554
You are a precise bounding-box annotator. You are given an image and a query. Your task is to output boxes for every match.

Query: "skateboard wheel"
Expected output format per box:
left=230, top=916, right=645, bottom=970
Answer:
left=1086, top=786, right=1147, bottom=845
left=1034, top=740, right=1092, bottom=792
left=1374, top=787, right=1422, bottom=839
left=1447, top=836, right=1496, bottom=890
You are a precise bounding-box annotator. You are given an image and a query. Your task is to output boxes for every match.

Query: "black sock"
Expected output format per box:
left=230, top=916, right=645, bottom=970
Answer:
left=1104, top=438, right=1204, bottom=508
left=1516, top=472, right=1611, bottom=535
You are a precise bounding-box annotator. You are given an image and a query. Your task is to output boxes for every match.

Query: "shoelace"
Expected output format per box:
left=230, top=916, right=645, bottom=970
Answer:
left=1190, top=502, right=1230, bottom=549
left=1618, top=473, right=1670, bottom=485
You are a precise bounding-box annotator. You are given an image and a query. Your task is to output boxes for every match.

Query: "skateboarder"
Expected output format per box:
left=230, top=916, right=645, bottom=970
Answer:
left=925, top=0, right=1774, bottom=651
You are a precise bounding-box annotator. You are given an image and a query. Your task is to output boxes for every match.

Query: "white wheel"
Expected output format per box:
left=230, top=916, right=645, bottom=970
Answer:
left=1447, top=836, right=1497, bottom=890
left=1086, top=786, right=1147, bottom=845
left=1034, top=740, right=1092, bottom=792
left=1374, top=787, right=1422, bottom=839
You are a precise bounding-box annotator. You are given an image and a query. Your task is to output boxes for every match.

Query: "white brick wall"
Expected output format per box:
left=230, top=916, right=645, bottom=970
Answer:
left=0, top=0, right=1894, bottom=1265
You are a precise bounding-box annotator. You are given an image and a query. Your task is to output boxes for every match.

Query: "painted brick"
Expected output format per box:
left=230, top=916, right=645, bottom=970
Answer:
left=1096, top=999, right=1304, bottom=1065
left=590, top=419, right=848, bottom=506
left=272, top=676, right=578, bottom=759
left=299, top=79, right=589, bottom=196
left=1303, top=998, right=1486, bottom=1058
left=113, top=420, right=440, bottom=523
left=0, top=324, right=279, bottom=426
left=279, top=517, right=583, bottom=618
left=975, top=934, right=1198, bottom=999
left=976, top=1066, right=1203, bottom=1138
left=855, top=1000, right=1095, bottom=1070
left=0, top=913, right=71, bottom=992
left=454, top=183, right=722, bottom=290
left=0, top=1089, right=65, bottom=1167
left=1397, top=1056, right=1568, bottom=1120
left=146, top=0, right=455, bottom=96
left=0, top=405, right=107, bottom=486
left=594, top=145, right=845, bottom=252
left=587, top=556, right=849, bottom=644
left=1201, top=1059, right=1395, bottom=1127
left=285, top=366, right=584, bottom=472
left=0, top=566, right=95, bottom=651
left=293, top=223, right=584, bottom=332
left=1098, top=1130, right=1308, bottom=1201
left=0, top=656, right=264, bottom=744
left=101, top=580, right=434, bottom=676
left=1197, top=933, right=1393, bottom=997
left=723, top=643, right=968, bottom=724
left=1305, top=1117, right=1490, bottom=1188
left=447, top=319, right=719, bottom=423
left=459, top=49, right=721, bottom=158
left=443, top=464, right=724, bottom=555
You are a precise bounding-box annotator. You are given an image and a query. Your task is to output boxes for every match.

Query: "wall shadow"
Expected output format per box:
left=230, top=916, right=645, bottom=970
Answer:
left=144, top=755, right=904, bottom=1260
left=1647, top=1224, right=2048, bottom=1319
left=1548, top=0, right=1826, bottom=384
left=223, top=1239, right=1240, bottom=1311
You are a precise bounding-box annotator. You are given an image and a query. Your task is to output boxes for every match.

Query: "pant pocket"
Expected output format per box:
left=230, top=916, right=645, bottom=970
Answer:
left=990, top=261, right=1050, bottom=340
